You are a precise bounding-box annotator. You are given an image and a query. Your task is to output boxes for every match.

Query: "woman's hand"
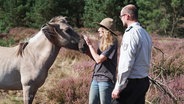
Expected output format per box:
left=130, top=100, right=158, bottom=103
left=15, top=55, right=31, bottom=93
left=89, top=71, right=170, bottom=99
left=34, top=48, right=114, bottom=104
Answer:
left=83, top=35, right=92, bottom=46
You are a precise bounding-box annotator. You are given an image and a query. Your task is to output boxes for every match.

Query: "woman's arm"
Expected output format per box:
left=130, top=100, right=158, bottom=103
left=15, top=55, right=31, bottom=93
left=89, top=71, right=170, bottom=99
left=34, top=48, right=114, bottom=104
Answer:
left=83, top=35, right=107, bottom=64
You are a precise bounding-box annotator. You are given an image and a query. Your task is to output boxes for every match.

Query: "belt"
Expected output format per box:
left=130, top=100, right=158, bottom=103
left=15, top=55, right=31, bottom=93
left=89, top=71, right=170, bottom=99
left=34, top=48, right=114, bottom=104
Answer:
left=127, top=76, right=148, bottom=81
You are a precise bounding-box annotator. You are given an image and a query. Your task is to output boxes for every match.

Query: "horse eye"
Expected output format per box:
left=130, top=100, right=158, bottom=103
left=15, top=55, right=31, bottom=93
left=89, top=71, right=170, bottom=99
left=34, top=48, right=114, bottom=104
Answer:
left=65, top=28, right=72, bottom=34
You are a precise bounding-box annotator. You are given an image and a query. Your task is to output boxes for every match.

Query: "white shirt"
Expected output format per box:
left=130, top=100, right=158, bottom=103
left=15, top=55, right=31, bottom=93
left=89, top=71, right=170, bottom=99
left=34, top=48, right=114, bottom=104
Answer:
left=114, top=22, right=152, bottom=91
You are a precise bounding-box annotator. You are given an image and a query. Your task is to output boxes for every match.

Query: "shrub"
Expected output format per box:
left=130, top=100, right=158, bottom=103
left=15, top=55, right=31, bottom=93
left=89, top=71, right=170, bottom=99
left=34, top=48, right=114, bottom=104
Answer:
left=0, top=38, right=15, bottom=46
left=47, top=76, right=91, bottom=104
left=147, top=35, right=184, bottom=104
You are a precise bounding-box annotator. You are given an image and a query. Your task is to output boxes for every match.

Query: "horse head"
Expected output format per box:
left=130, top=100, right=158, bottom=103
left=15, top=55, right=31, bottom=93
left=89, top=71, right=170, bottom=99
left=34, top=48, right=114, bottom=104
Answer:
left=42, top=16, right=88, bottom=53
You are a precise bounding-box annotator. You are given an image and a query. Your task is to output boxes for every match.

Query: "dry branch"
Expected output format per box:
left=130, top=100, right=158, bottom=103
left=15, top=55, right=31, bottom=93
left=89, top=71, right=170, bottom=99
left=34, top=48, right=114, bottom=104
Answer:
left=149, top=77, right=178, bottom=104
left=149, top=46, right=178, bottom=104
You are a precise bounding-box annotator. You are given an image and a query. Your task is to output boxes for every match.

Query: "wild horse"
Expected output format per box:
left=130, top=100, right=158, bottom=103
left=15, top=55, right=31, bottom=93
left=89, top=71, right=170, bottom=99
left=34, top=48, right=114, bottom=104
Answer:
left=0, top=16, right=87, bottom=104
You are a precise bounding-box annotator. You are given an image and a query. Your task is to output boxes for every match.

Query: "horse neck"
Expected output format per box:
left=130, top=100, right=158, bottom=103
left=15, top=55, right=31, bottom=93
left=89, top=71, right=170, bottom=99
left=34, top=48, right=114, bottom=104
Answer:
left=27, top=31, right=60, bottom=68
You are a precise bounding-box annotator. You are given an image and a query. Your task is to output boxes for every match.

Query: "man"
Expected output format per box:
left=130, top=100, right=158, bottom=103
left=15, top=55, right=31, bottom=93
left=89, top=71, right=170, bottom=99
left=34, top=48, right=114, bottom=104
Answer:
left=111, top=4, right=152, bottom=104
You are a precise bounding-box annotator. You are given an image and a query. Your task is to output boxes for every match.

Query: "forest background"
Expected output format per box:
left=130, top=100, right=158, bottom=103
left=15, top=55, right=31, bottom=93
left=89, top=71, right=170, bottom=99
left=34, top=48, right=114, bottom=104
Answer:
left=0, top=0, right=184, bottom=37
left=0, top=0, right=184, bottom=104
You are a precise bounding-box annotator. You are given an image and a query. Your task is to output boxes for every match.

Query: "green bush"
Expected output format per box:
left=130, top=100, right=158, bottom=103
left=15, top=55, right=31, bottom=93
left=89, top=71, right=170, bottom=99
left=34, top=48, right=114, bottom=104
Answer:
left=0, top=38, right=15, bottom=47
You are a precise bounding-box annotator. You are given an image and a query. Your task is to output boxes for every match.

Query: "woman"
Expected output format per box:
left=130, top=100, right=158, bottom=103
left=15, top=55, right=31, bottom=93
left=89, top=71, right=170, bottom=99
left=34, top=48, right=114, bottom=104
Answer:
left=84, top=18, right=118, bottom=104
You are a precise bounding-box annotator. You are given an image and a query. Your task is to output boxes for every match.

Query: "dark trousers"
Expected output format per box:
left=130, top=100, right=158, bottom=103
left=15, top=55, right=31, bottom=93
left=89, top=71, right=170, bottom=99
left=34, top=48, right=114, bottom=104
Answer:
left=112, top=77, right=150, bottom=104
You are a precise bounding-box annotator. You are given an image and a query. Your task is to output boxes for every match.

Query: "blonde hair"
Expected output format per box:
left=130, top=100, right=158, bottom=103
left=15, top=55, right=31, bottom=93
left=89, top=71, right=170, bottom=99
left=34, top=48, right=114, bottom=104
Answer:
left=99, top=28, right=116, bottom=51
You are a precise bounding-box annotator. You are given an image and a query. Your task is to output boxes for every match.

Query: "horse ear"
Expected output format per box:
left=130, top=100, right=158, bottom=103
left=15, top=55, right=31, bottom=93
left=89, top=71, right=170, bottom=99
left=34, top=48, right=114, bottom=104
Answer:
left=46, top=23, right=61, bottom=35
left=62, top=16, right=68, bottom=23
left=47, top=23, right=62, bottom=36
left=47, top=23, right=58, bottom=28
left=42, top=23, right=55, bottom=35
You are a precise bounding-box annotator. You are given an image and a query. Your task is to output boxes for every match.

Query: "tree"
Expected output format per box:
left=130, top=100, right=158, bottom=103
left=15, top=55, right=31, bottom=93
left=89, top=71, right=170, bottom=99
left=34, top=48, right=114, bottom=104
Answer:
left=136, top=0, right=163, bottom=33
left=56, top=0, right=85, bottom=27
left=25, top=0, right=60, bottom=28
left=164, top=0, right=184, bottom=37
left=83, top=0, right=136, bottom=31
left=0, top=0, right=29, bottom=32
left=137, top=0, right=184, bottom=37
left=0, top=0, right=183, bottom=37
left=0, top=0, right=85, bottom=29
left=83, top=0, right=107, bottom=28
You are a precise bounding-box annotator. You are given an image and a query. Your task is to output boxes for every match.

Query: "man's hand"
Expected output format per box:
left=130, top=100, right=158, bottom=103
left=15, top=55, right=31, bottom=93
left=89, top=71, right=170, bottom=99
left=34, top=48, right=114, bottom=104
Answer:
left=112, top=89, right=120, bottom=99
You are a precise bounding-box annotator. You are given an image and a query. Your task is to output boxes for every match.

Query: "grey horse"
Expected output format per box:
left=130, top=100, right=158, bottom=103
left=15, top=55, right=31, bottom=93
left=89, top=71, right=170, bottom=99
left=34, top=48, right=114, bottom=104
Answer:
left=0, top=16, right=87, bottom=104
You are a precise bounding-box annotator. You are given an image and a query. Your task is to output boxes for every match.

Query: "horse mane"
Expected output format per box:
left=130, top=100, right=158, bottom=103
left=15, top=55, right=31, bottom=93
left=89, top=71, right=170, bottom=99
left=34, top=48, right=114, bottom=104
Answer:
left=17, top=41, right=29, bottom=56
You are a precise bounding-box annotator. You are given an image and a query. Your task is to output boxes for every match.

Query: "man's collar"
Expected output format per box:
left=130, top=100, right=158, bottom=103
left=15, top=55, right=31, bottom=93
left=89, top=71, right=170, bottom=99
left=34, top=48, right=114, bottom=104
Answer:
left=125, top=22, right=140, bottom=32
left=125, top=26, right=133, bottom=32
left=129, top=22, right=140, bottom=27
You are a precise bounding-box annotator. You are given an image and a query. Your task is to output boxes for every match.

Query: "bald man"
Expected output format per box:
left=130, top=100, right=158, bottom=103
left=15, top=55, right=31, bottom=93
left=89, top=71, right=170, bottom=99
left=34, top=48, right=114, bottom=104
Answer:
left=111, top=4, right=152, bottom=104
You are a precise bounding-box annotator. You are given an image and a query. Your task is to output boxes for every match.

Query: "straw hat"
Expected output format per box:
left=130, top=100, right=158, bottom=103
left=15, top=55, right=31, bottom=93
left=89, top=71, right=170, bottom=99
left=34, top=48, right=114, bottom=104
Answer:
left=97, top=18, right=117, bottom=36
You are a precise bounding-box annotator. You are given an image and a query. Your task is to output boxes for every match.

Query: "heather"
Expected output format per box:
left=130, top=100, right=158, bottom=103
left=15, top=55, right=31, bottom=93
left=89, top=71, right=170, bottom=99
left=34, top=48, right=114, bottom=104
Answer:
left=45, top=34, right=184, bottom=104
left=151, top=35, right=184, bottom=77
left=0, top=32, right=184, bottom=104
left=147, top=35, right=184, bottom=104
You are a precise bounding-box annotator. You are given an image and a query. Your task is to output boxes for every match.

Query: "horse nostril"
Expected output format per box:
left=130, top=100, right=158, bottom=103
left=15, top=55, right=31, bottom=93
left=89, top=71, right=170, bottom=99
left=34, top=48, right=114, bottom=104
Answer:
left=71, top=40, right=75, bottom=43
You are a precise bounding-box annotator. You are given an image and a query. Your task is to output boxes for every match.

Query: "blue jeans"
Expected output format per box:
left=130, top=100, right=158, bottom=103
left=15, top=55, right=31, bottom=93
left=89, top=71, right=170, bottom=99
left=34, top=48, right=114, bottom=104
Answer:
left=89, top=80, right=114, bottom=104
